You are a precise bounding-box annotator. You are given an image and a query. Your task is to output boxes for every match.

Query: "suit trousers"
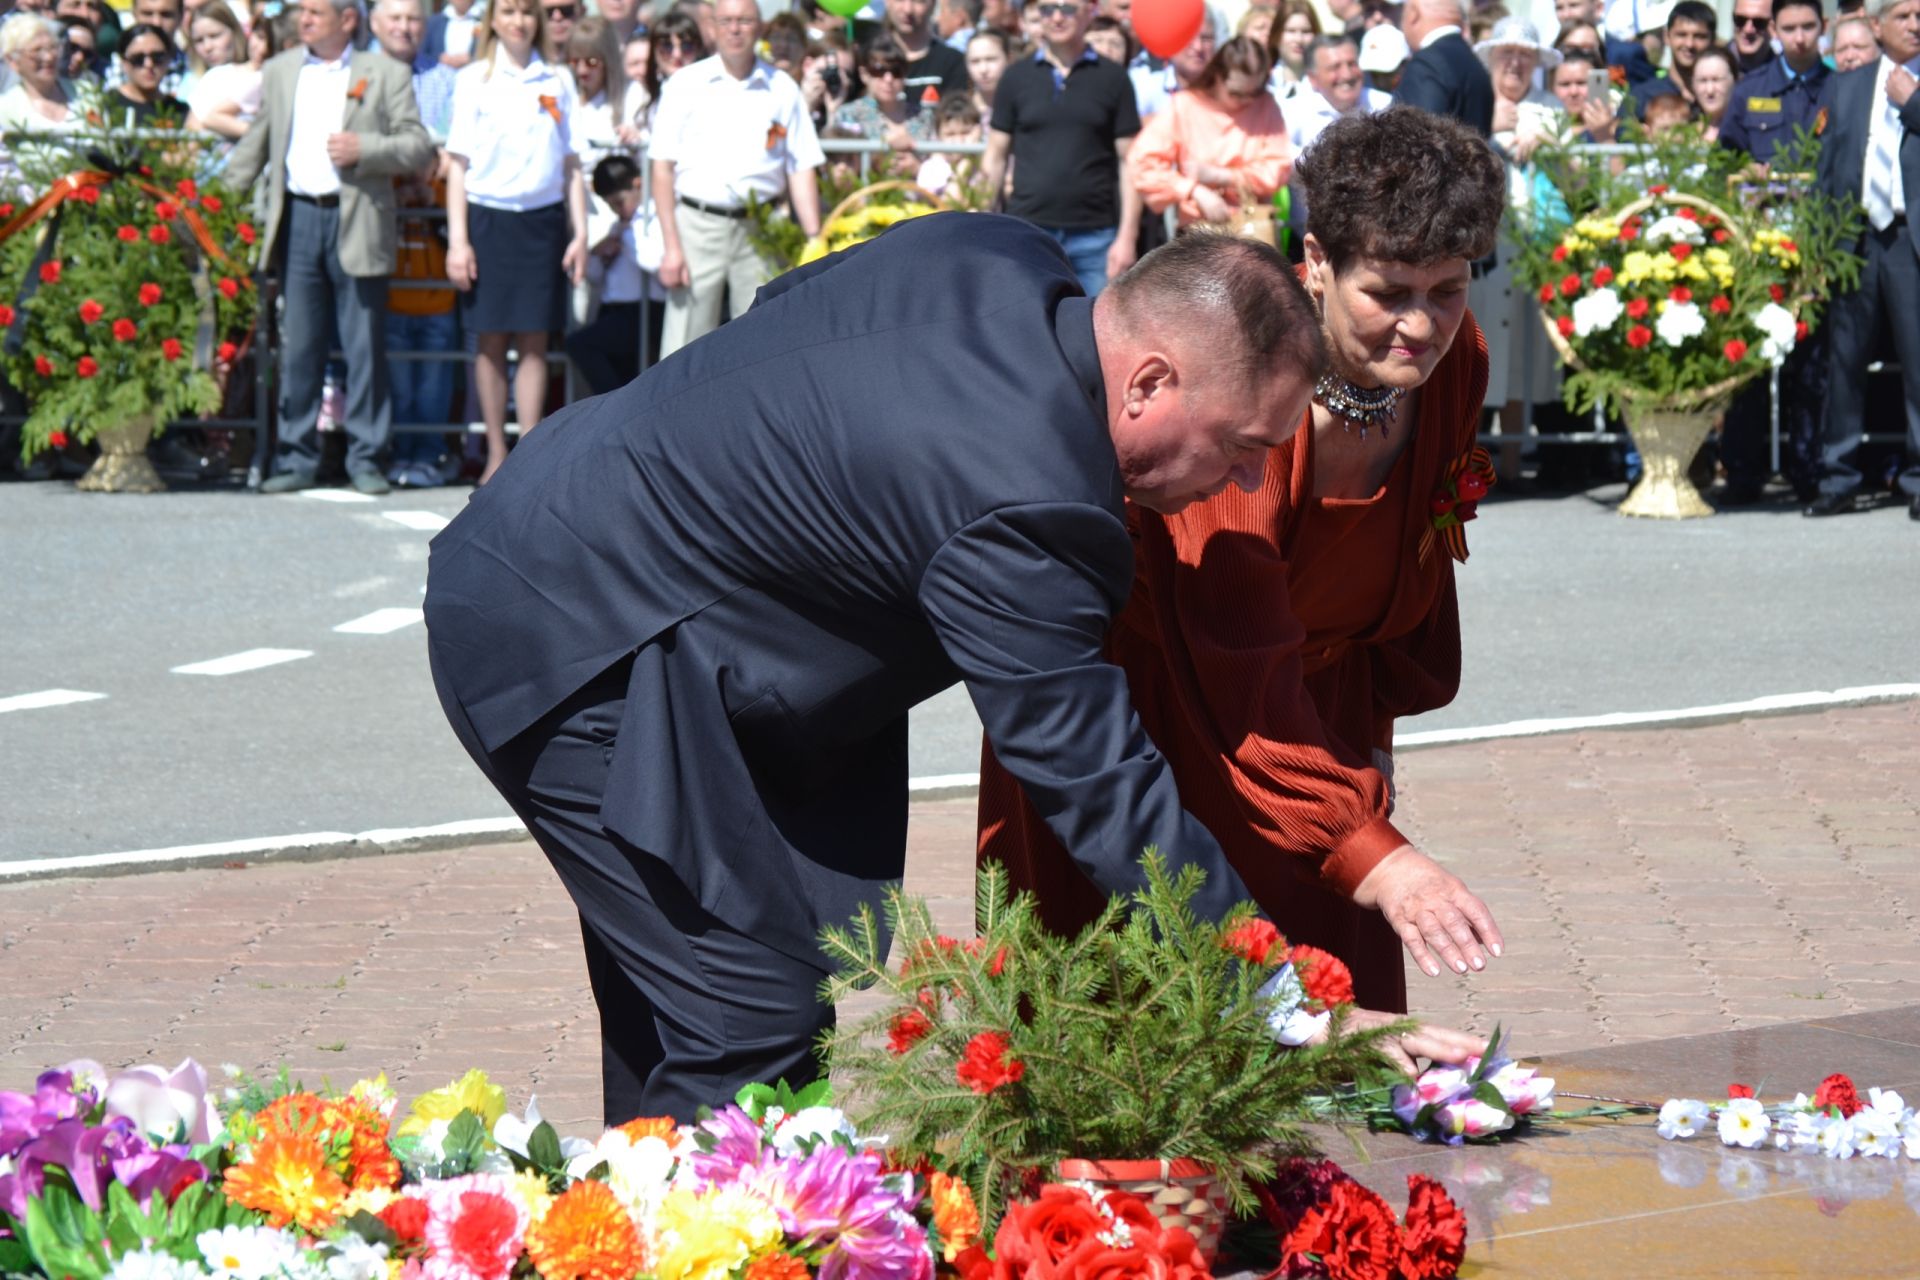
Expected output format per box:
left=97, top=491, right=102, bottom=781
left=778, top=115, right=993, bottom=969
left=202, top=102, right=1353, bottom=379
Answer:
left=1819, top=221, right=1920, bottom=498
left=659, top=203, right=769, bottom=359
left=277, top=199, right=393, bottom=479
left=430, top=653, right=836, bottom=1125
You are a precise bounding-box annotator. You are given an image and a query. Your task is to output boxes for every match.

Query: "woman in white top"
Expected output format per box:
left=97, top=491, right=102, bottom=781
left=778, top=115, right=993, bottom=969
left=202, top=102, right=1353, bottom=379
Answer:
left=1266, top=0, right=1319, bottom=101
left=0, top=14, right=84, bottom=194
left=445, top=0, right=589, bottom=485
left=184, top=2, right=264, bottom=142
left=564, top=15, right=640, bottom=164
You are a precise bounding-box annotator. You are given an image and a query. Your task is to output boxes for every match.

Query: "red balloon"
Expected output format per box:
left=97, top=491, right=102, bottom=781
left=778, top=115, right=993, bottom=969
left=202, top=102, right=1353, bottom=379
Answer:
left=1132, top=0, right=1205, bottom=59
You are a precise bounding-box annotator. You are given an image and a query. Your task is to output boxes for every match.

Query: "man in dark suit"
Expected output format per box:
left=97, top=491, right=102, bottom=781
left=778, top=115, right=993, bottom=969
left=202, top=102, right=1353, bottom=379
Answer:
left=1392, top=0, right=1494, bottom=135
left=424, top=215, right=1323, bottom=1122
left=1806, top=0, right=1920, bottom=518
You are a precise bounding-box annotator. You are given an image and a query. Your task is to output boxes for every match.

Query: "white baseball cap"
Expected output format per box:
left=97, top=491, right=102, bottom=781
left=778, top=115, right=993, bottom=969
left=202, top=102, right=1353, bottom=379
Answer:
left=1358, top=23, right=1411, bottom=72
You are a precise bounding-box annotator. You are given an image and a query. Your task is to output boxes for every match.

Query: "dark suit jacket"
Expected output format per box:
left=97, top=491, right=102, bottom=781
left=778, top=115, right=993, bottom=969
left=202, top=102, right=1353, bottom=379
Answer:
left=1392, top=31, right=1494, bottom=137
left=1816, top=62, right=1920, bottom=258
left=425, top=213, right=1249, bottom=963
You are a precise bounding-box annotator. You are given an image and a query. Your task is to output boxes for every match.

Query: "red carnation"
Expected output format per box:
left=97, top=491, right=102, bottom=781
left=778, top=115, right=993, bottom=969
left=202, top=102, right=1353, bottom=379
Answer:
left=1714, top=228, right=1729, bottom=242
left=1559, top=272, right=1582, bottom=297
left=887, top=1008, right=933, bottom=1055
left=1669, top=286, right=1692, bottom=303
left=74, top=185, right=97, bottom=204
left=78, top=299, right=103, bottom=324
left=1728, top=1083, right=1756, bottom=1099
left=1400, top=1175, right=1469, bottom=1280
left=1430, top=495, right=1455, bottom=516
left=1671, top=243, right=1693, bottom=261
left=174, top=178, right=197, bottom=199
left=1223, top=917, right=1283, bottom=966
left=1724, top=340, right=1748, bottom=363
left=1457, top=471, right=1490, bottom=502
left=1550, top=244, right=1568, bottom=262
left=154, top=199, right=178, bottom=220
left=117, top=225, right=140, bottom=242
left=112, top=318, right=137, bottom=342
left=1648, top=184, right=1669, bottom=195
left=202, top=195, right=223, bottom=213
left=1289, top=943, right=1355, bottom=1010
left=76, top=356, right=98, bottom=378
left=0, top=203, right=13, bottom=217
left=1618, top=221, right=1639, bottom=241
left=217, top=340, right=238, bottom=362
left=1813, top=1073, right=1862, bottom=1118
left=237, top=222, right=257, bottom=245
left=1769, top=284, right=1786, bottom=303
left=1592, top=265, right=1615, bottom=287
left=1709, top=295, right=1731, bottom=315
left=377, top=1195, right=429, bottom=1244
left=33, top=355, right=53, bottom=376
left=1538, top=283, right=1555, bottom=304
left=1676, top=206, right=1698, bottom=221
left=148, top=224, right=171, bottom=244
left=1282, top=1178, right=1402, bottom=1280
left=955, top=1030, right=1024, bottom=1095
left=40, top=261, right=60, bottom=284
left=0, top=304, right=13, bottom=326
left=48, top=430, right=68, bottom=448
left=138, top=283, right=162, bottom=307
left=1556, top=314, right=1576, bottom=337
left=1626, top=325, right=1653, bottom=348
left=161, top=337, right=183, bottom=361
left=217, top=277, right=240, bottom=300
left=1626, top=298, right=1650, bottom=319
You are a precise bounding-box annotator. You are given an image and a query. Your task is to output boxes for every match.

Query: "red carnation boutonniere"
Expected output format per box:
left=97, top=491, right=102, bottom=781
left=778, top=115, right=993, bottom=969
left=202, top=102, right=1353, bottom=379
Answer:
left=1420, top=446, right=1496, bottom=566
left=539, top=94, right=561, bottom=124
left=766, top=120, right=788, bottom=153
left=346, top=77, right=368, bottom=102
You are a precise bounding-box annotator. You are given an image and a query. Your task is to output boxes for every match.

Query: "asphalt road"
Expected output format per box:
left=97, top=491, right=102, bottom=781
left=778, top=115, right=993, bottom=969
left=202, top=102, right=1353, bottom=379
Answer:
left=3, top=475, right=1916, bottom=861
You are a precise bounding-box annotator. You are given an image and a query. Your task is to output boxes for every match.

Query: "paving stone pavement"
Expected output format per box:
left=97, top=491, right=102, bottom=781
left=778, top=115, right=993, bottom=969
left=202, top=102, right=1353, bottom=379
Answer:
left=2, top=701, right=1916, bottom=1136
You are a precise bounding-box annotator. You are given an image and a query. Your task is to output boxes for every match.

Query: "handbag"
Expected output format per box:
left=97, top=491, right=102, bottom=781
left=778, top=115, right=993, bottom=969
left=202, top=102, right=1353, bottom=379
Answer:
left=1195, top=182, right=1278, bottom=249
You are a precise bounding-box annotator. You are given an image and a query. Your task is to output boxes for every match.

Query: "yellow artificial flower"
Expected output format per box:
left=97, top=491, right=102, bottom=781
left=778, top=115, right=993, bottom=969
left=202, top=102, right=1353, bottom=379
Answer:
left=1619, top=250, right=1655, bottom=284
left=1680, top=259, right=1709, bottom=283
left=338, top=1186, right=398, bottom=1219
left=349, top=1075, right=397, bottom=1117
left=397, top=1069, right=507, bottom=1138
left=650, top=1188, right=782, bottom=1280
left=1575, top=216, right=1618, bottom=242
left=511, top=1169, right=557, bottom=1228
left=1651, top=256, right=1678, bottom=282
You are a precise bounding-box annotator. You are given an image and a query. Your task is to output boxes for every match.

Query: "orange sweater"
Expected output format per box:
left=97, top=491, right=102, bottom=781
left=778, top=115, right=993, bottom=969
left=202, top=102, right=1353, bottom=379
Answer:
left=978, top=316, right=1490, bottom=1013
left=1126, top=89, right=1292, bottom=225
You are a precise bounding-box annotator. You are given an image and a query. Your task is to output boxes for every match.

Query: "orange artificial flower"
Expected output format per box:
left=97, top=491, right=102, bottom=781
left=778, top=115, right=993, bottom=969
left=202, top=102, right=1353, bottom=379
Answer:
left=525, top=1180, right=648, bottom=1280
left=929, top=1172, right=980, bottom=1262
left=616, top=1116, right=678, bottom=1143
left=765, top=122, right=787, bottom=152
left=742, top=1254, right=810, bottom=1280
left=335, top=1094, right=403, bottom=1190
left=223, top=1131, right=350, bottom=1231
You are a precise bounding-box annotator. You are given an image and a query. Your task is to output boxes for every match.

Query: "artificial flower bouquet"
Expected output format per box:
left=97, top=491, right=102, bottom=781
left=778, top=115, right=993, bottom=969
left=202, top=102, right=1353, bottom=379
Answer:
left=1657, top=1073, right=1920, bottom=1162
left=818, top=854, right=1402, bottom=1236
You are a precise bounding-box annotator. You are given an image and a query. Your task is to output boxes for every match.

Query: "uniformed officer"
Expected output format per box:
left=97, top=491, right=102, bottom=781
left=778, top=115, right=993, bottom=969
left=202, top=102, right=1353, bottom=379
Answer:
left=1715, top=0, right=1831, bottom=505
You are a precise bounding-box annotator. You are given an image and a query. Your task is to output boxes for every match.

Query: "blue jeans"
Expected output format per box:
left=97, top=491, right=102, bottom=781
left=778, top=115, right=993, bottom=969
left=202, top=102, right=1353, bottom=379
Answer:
left=387, top=309, right=460, bottom=476
left=1038, top=225, right=1118, bottom=298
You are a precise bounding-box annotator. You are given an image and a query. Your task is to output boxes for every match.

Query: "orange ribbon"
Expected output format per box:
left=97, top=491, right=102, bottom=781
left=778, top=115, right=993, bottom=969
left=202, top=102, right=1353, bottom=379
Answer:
left=539, top=94, right=561, bottom=124
left=0, top=169, right=241, bottom=271
left=1419, top=446, right=1497, bottom=566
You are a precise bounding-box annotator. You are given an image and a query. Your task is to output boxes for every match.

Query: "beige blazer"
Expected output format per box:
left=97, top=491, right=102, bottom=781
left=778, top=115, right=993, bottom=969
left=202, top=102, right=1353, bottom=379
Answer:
left=227, top=47, right=435, bottom=278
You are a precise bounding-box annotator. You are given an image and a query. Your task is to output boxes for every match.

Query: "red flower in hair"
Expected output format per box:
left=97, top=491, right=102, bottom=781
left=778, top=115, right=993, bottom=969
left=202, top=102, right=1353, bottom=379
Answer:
left=1223, top=918, right=1283, bottom=966
left=955, top=1031, right=1024, bottom=1095
left=139, top=283, right=162, bottom=307
left=1724, top=340, right=1748, bottom=363
left=112, top=318, right=137, bottom=342
left=1399, top=1175, right=1468, bottom=1280
left=76, top=356, right=99, bottom=378
left=887, top=1008, right=932, bottom=1055
left=161, top=337, right=183, bottom=361
left=78, top=299, right=103, bottom=324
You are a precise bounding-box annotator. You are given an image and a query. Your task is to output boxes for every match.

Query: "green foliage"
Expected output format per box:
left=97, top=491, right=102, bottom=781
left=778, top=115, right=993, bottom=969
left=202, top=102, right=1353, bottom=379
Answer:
left=501, top=1115, right=573, bottom=1193
left=734, top=1078, right=834, bottom=1122
left=389, top=1108, right=493, bottom=1179
left=17, top=1179, right=261, bottom=1280
left=0, top=89, right=259, bottom=460
left=819, top=854, right=1405, bottom=1230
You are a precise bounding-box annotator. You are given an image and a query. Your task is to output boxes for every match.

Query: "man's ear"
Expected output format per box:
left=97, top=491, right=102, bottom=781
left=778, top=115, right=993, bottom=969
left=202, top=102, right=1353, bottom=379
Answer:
left=1122, top=352, right=1174, bottom=418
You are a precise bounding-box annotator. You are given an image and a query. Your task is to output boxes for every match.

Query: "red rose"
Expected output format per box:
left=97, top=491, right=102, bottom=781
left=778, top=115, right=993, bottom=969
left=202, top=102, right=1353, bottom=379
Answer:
left=955, top=1030, right=1024, bottom=1095
left=117, top=225, right=140, bottom=242
left=217, top=340, right=239, bottom=362
left=1550, top=244, right=1568, bottom=263
left=1671, top=244, right=1693, bottom=261
left=112, top=318, right=137, bottom=342
left=154, top=200, right=178, bottom=220
left=886, top=1008, right=932, bottom=1055
left=1399, top=1175, right=1468, bottom=1280
left=1591, top=265, right=1615, bottom=287
left=1282, top=1179, right=1402, bottom=1280
left=1713, top=228, right=1729, bottom=242
left=1709, top=296, right=1731, bottom=315
left=1556, top=314, right=1576, bottom=337
left=238, top=222, right=257, bottom=245
left=161, top=337, right=183, bottom=361
left=993, top=1185, right=1106, bottom=1272
left=1457, top=471, right=1490, bottom=502
left=218, top=277, right=241, bottom=300
left=1812, top=1073, right=1862, bottom=1118
left=1060, top=1229, right=1209, bottom=1280
left=1289, top=943, right=1356, bottom=1009
left=1724, top=340, right=1748, bottom=363
left=1769, top=284, right=1786, bottom=303
left=33, top=355, right=53, bottom=376
left=1559, top=273, right=1582, bottom=297
left=0, top=304, right=13, bottom=326
left=149, top=224, right=171, bottom=244
left=1223, top=917, right=1283, bottom=966
left=1676, top=206, right=1698, bottom=221
left=1727, top=1083, right=1756, bottom=1099
left=950, top=1244, right=997, bottom=1280
left=78, top=299, right=103, bottom=324
left=202, top=195, right=223, bottom=213
left=139, top=283, right=162, bottom=307
left=1669, top=286, right=1692, bottom=303
left=377, top=1194, right=429, bottom=1244
left=40, top=261, right=60, bottom=284
left=1626, top=325, right=1653, bottom=348
left=48, top=430, right=68, bottom=448
left=76, top=356, right=98, bottom=378
left=1537, top=284, right=1555, bottom=304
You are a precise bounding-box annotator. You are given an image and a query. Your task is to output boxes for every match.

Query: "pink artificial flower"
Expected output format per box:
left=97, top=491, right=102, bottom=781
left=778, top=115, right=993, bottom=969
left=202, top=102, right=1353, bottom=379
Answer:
left=1434, top=1099, right=1515, bottom=1140
left=1485, top=1062, right=1555, bottom=1116
left=103, top=1060, right=220, bottom=1146
left=420, top=1174, right=529, bottom=1280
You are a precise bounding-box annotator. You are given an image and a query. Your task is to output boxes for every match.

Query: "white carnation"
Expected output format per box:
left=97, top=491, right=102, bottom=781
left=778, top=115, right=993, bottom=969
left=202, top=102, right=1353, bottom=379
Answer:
left=1752, top=302, right=1797, bottom=363
left=198, top=1227, right=301, bottom=1280
left=1571, top=286, right=1623, bottom=337
left=1643, top=214, right=1705, bottom=245
left=107, top=1248, right=208, bottom=1280
left=1655, top=300, right=1706, bottom=348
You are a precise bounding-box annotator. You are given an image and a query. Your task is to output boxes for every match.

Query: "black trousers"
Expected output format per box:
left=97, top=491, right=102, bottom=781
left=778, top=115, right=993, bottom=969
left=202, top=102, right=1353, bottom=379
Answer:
left=1720, top=330, right=1827, bottom=494
left=565, top=302, right=643, bottom=398
left=431, top=655, right=835, bottom=1125
left=1819, top=221, right=1920, bottom=498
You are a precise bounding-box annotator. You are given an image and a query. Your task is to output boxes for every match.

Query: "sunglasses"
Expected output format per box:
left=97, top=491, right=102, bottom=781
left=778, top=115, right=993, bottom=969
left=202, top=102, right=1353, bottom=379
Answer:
left=124, top=50, right=171, bottom=67
left=1036, top=2, right=1081, bottom=15
left=660, top=34, right=698, bottom=49
left=866, top=61, right=904, bottom=76
left=569, top=53, right=602, bottom=65
left=543, top=4, right=577, bottom=18
left=1733, top=13, right=1768, bottom=26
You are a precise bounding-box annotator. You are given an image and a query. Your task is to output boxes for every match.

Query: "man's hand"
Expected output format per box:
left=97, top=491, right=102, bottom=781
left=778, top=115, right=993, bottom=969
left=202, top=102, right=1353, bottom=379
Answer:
left=1352, top=845, right=1503, bottom=979
left=657, top=245, right=689, bottom=290
left=1333, top=1007, right=1489, bottom=1076
left=1104, top=234, right=1136, bottom=282
left=1890, top=66, right=1917, bottom=108
left=326, top=131, right=362, bottom=168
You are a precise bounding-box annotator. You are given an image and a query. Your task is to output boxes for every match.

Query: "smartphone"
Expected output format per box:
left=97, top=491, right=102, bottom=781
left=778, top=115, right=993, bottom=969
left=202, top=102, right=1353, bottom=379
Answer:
left=1586, top=66, right=1612, bottom=105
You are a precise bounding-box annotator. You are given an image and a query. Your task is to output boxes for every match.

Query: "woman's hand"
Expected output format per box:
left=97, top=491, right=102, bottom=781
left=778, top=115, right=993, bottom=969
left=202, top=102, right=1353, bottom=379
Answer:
left=1491, top=96, right=1520, bottom=135
left=444, top=241, right=477, bottom=290
left=1191, top=161, right=1238, bottom=189
left=1580, top=95, right=1617, bottom=141
left=1352, top=845, right=1503, bottom=979
left=882, top=120, right=917, bottom=154
left=1331, top=1007, right=1489, bottom=1076
left=1192, top=183, right=1233, bottom=223
left=562, top=235, right=588, bottom=286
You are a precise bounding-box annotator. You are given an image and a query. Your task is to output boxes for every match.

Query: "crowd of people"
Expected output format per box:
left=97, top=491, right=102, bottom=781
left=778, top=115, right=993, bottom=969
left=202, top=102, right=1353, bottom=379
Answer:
left=0, top=0, right=1913, bottom=514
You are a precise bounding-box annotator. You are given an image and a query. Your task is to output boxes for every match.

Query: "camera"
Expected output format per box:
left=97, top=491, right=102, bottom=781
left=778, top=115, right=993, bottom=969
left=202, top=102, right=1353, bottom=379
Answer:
left=821, top=62, right=843, bottom=97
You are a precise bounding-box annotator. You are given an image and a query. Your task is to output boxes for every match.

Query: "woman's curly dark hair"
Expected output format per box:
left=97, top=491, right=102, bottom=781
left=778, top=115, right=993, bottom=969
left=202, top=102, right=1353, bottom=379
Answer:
left=1295, top=107, right=1505, bottom=270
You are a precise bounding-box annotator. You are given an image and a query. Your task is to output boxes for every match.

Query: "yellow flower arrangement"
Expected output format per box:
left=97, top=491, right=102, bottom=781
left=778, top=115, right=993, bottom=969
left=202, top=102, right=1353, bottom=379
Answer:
left=650, top=1186, right=783, bottom=1280
left=398, top=1069, right=508, bottom=1137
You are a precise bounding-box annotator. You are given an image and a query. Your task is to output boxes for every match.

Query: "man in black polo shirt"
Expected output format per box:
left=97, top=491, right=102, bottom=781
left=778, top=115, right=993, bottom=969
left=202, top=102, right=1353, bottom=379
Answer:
left=889, top=0, right=972, bottom=99
left=980, top=0, right=1142, bottom=295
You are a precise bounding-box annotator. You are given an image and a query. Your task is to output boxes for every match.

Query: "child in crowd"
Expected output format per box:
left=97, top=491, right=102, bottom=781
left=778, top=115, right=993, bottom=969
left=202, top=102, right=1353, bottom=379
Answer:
left=915, top=94, right=982, bottom=198
left=566, top=153, right=659, bottom=396
left=444, top=0, right=590, bottom=485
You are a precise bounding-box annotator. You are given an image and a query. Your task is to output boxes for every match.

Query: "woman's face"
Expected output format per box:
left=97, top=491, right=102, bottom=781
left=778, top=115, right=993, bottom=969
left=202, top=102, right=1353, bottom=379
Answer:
left=1490, top=46, right=1536, bottom=103
left=1691, top=55, right=1733, bottom=118
left=570, top=48, right=605, bottom=97
left=1241, top=9, right=1272, bottom=45
left=247, top=22, right=269, bottom=63
left=14, top=31, right=61, bottom=89
left=491, top=0, right=539, bottom=53
left=766, top=26, right=804, bottom=75
left=1210, top=67, right=1267, bottom=112
left=965, top=34, right=1005, bottom=92
left=654, top=28, right=700, bottom=77
left=1307, top=244, right=1471, bottom=391
left=1278, top=12, right=1314, bottom=64
left=865, top=55, right=903, bottom=104
left=124, top=33, right=170, bottom=92
left=624, top=36, right=648, bottom=84
left=192, top=15, right=236, bottom=66
left=63, top=27, right=96, bottom=76
left=1549, top=60, right=1588, bottom=111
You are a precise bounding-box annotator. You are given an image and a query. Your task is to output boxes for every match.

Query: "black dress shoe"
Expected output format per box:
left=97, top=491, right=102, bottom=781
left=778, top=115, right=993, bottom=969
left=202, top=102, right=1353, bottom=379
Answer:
left=1803, top=492, right=1856, bottom=517
left=1719, top=482, right=1764, bottom=507
left=1909, top=495, right=1920, bottom=521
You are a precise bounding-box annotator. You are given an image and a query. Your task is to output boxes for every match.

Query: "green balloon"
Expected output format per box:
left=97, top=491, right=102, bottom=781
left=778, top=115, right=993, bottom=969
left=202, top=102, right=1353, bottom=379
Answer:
left=818, top=0, right=866, bottom=16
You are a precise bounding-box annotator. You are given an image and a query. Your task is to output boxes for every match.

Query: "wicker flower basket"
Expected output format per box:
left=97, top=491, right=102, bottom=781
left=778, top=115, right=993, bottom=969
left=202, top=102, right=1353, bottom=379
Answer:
left=1055, top=1157, right=1235, bottom=1263
left=795, top=179, right=950, bottom=266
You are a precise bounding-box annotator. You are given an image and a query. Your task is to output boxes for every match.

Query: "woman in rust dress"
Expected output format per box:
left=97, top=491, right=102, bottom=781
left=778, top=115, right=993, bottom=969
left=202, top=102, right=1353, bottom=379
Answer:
left=979, top=108, right=1508, bottom=1016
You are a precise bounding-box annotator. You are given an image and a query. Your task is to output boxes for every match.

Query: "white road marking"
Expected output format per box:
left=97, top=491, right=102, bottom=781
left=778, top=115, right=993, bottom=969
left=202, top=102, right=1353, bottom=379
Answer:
left=0, top=818, right=527, bottom=881
left=332, top=607, right=424, bottom=635
left=331, top=575, right=396, bottom=599
left=171, top=648, right=313, bottom=676
left=0, top=689, right=107, bottom=715
left=296, top=489, right=376, bottom=504
left=383, top=510, right=450, bottom=532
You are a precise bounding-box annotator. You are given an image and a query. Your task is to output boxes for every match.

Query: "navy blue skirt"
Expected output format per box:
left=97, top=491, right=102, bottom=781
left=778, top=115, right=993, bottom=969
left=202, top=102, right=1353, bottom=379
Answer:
left=463, top=201, right=567, bottom=335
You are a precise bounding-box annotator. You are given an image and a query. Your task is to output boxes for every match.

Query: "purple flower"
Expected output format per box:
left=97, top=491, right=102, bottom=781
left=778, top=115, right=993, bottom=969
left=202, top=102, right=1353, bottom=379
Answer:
left=685, top=1106, right=766, bottom=1187
left=0, top=1067, right=99, bottom=1160
left=9, top=1117, right=148, bottom=1215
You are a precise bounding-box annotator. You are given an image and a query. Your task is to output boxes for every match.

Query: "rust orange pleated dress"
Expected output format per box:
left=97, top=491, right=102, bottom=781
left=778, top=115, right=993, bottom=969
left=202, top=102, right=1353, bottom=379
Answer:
left=977, top=317, right=1491, bottom=1014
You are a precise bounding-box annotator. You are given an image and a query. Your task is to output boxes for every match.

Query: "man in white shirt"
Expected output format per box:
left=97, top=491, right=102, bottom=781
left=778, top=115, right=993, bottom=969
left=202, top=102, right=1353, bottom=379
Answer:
left=1279, top=34, right=1386, bottom=238
left=422, top=0, right=485, bottom=70
left=650, top=0, right=824, bottom=357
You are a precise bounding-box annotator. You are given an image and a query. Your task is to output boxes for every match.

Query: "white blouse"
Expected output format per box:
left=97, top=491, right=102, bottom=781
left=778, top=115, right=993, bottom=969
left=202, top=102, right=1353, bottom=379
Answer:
left=447, top=51, right=578, bottom=210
